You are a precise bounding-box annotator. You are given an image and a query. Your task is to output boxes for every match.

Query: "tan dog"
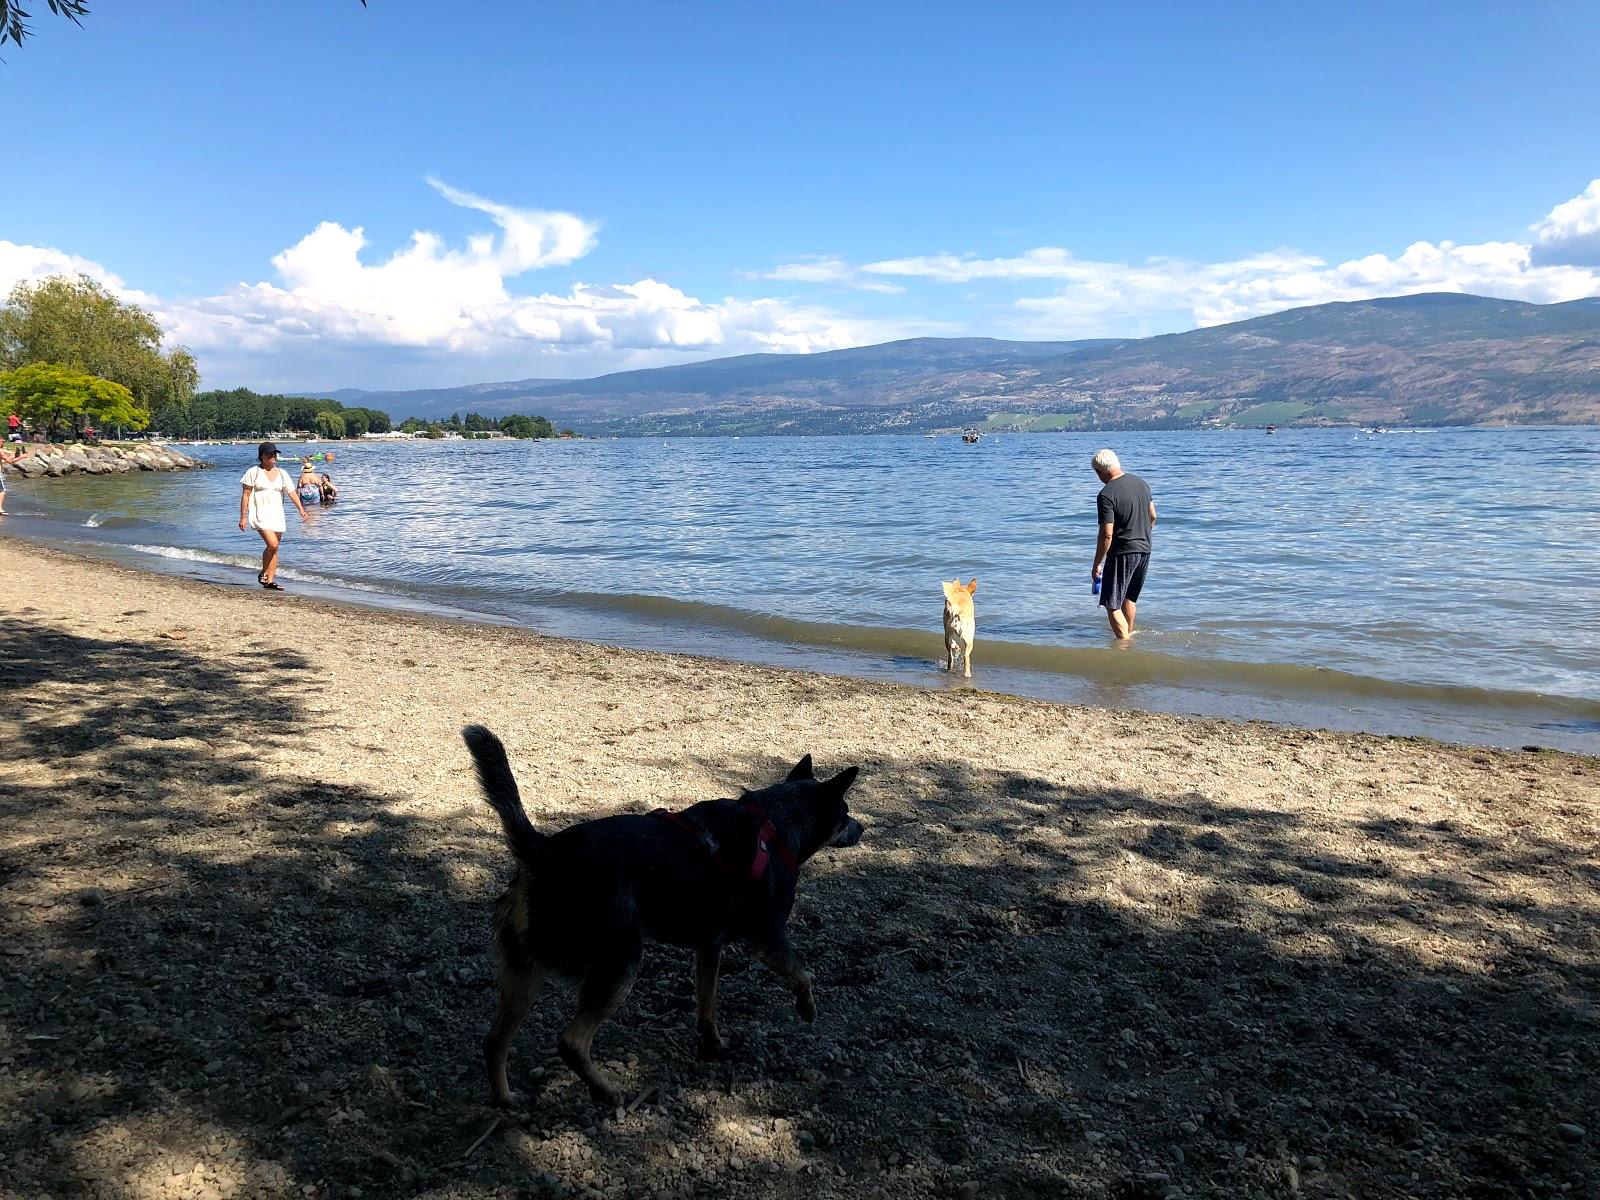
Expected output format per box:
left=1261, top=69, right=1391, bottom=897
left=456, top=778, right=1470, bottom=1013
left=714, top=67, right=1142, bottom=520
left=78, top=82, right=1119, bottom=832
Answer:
left=941, top=578, right=978, bottom=677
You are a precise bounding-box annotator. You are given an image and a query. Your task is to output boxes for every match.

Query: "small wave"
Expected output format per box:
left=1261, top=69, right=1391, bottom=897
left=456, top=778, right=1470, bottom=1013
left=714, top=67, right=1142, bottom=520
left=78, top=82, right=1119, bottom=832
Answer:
left=128, top=543, right=259, bottom=569
left=275, top=567, right=386, bottom=593
left=75, top=513, right=154, bottom=531
left=126, top=542, right=388, bottom=593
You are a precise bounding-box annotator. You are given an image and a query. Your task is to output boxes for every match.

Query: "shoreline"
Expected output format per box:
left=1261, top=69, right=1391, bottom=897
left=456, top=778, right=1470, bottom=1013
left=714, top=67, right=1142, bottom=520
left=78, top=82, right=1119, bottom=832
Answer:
left=6, top=512, right=1598, bottom=753
left=2, top=535, right=1597, bottom=1198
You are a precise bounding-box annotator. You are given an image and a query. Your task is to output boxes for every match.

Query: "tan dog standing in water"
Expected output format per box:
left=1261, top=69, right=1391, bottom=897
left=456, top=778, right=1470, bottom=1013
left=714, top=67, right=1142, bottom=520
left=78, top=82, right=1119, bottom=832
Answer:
left=942, top=578, right=978, bottom=677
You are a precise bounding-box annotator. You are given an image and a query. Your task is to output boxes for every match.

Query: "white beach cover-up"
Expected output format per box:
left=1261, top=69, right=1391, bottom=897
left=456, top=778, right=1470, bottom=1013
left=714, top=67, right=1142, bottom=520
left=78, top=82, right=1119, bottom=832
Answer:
left=241, top=466, right=295, bottom=533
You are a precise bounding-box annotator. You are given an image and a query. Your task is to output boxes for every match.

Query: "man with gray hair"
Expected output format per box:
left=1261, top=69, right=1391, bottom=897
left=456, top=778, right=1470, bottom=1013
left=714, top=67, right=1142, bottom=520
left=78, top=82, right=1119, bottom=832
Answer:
left=1091, top=448, right=1156, bottom=640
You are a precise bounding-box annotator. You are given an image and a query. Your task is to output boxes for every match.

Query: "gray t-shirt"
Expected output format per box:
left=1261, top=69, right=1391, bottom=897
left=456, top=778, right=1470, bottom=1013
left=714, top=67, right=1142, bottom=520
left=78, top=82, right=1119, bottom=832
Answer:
left=1096, top=472, right=1153, bottom=556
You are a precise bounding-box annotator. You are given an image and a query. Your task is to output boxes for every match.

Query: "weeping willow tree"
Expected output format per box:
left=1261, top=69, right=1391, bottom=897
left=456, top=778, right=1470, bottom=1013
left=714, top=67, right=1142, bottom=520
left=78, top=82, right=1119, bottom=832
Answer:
left=1, top=1, right=89, bottom=48
left=1, top=1, right=364, bottom=50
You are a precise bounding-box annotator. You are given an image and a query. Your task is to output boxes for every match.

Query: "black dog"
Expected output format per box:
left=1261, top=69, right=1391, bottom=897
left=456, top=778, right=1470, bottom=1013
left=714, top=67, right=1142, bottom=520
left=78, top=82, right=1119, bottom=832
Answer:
left=462, top=725, right=864, bottom=1108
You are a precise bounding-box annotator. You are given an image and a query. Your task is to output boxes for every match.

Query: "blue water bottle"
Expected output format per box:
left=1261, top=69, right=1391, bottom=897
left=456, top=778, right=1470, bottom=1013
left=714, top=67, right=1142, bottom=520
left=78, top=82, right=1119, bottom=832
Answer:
left=1092, top=570, right=1101, bottom=596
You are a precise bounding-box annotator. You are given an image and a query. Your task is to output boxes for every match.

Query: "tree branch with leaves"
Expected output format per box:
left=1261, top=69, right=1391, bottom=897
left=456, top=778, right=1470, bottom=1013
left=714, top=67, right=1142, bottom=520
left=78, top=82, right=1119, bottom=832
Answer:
left=2, top=1, right=365, bottom=50
left=1, top=0, right=88, bottom=49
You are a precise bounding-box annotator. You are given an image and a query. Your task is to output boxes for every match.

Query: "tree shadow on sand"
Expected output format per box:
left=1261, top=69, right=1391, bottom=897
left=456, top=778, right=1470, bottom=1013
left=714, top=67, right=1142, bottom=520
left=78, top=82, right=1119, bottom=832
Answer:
left=1, top=614, right=1597, bottom=1199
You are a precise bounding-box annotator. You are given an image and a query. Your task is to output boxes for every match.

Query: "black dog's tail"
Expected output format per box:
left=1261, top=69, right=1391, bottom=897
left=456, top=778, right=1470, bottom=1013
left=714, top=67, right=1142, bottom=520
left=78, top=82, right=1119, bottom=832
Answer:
left=462, top=725, right=544, bottom=864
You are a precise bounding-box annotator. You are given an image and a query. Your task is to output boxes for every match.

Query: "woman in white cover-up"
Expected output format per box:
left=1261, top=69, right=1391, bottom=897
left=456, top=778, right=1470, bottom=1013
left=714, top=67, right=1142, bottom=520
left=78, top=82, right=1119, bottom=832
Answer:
left=238, top=442, right=309, bottom=590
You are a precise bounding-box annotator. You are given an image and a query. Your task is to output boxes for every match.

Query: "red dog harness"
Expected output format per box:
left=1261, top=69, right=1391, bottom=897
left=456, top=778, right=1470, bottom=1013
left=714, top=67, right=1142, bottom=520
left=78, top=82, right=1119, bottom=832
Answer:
left=651, top=801, right=798, bottom=882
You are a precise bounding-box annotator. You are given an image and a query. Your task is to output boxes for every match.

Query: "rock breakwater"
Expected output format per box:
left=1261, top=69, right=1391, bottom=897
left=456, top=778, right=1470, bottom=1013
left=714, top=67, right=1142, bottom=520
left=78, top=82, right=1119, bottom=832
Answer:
left=2, top=443, right=208, bottom=479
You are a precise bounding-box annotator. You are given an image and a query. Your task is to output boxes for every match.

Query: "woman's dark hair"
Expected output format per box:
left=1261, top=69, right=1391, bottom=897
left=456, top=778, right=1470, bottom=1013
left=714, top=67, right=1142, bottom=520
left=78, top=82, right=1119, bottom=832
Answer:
left=257, top=442, right=279, bottom=463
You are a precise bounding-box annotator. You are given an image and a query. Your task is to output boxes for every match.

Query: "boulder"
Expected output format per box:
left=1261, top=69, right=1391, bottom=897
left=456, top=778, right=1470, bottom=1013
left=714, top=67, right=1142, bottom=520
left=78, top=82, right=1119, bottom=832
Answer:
left=5, top=442, right=207, bottom=476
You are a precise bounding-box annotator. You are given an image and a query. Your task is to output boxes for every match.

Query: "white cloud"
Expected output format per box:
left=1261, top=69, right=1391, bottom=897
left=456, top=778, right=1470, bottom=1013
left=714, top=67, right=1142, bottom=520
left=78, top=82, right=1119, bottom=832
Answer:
left=1530, top=178, right=1600, bottom=267
left=753, top=256, right=905, bottom=294
left=422, top=177, right=598, bottom=272
left=0, top=239, right=155, bottom=305
left=11, top=176, right=1600, bottom=388
left=140, top=180, right=914, bottom=384
left=763, top=179, right=1600, bottom=338
left=4, top=179, right=927, bottom=387
left=164, top=178, right=607, bottom=352
left=1004, top=237, right=1600, bottom=337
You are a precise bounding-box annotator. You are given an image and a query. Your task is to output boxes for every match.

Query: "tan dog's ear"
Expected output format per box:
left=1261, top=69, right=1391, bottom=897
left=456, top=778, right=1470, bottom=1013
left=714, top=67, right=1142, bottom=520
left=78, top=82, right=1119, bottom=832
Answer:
left=966, top=578, right=979, bottom=594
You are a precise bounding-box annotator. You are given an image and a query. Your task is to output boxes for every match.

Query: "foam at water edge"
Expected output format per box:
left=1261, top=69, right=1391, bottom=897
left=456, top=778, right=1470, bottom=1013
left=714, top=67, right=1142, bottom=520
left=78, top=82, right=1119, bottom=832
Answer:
left=128, top=543, right=255, bottom=568
left=125, top=543, right=386, bottom=592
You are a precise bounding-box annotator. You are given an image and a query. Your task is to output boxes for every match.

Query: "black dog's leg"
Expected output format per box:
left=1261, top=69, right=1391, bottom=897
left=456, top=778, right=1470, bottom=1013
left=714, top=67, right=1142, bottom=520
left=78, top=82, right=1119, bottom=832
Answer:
left=557, top=940, right=641, bottom=1107
left=484, top=963, right=547, bottom=1108
left=760, top=934, right=817, bottom=1022
left=695, top=944, right=729, bottom=1058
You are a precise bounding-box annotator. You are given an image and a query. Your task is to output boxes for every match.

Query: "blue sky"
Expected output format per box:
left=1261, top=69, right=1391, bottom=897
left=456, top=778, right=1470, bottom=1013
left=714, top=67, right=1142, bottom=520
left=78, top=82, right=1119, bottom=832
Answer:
left=4, top=1, right=1600, bottom=390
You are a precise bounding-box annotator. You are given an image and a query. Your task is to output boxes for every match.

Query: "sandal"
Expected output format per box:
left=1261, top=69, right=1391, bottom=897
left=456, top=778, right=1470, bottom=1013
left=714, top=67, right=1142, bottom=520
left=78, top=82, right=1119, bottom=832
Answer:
left=261, top=580, right=285, bottom=591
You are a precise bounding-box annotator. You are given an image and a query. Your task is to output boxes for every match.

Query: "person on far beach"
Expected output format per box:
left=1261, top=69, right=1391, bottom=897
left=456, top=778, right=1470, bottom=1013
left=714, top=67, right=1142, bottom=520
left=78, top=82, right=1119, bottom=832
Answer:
left=0, top=445, right=15, bottom=514
left=239, top=442, right=309, bottom=590
left=1090, top=448, right=1156, bottom=640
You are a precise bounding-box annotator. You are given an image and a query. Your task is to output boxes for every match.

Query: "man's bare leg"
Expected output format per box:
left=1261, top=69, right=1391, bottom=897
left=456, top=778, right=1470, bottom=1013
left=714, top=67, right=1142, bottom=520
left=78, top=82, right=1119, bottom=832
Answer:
left=1121, top=599, right=1137, bottom=635
left=1106, top=606, right=1131, bottom=639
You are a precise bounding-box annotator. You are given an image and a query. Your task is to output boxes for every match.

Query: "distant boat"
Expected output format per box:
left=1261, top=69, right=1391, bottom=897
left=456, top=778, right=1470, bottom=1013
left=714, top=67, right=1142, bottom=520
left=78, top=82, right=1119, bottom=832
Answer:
left=1266, top=424, right=1277, bottom=434
left=962, top=428, right=981, bottom=444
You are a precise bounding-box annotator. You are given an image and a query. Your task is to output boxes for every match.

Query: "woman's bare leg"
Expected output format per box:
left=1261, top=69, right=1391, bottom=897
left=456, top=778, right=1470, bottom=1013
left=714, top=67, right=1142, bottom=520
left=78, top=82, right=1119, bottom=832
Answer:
left=258, top=529, right=281, bottom=583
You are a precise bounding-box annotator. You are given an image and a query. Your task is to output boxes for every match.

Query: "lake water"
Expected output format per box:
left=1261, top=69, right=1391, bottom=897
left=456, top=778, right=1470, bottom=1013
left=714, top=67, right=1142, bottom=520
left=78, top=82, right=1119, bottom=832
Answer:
left=7, top=428, right=1599, bottom=752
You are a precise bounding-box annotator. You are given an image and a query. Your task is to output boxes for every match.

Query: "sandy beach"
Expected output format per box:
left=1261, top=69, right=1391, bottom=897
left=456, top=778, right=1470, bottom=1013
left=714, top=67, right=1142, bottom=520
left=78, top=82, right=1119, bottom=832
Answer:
left=2, top=537, right=1597, bottom=1200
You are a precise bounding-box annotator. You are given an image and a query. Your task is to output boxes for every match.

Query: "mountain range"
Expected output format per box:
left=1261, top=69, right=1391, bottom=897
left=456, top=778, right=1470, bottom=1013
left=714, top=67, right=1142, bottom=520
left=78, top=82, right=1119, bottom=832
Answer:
left=313, top=292, right=1600, bottom=434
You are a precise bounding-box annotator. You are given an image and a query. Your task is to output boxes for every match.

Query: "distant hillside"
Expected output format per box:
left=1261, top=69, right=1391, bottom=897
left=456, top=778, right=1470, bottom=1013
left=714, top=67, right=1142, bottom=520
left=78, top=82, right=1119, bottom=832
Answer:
left=310, top=377, right=565, bottom=412
left=309, top=294, right=1600, bottom=434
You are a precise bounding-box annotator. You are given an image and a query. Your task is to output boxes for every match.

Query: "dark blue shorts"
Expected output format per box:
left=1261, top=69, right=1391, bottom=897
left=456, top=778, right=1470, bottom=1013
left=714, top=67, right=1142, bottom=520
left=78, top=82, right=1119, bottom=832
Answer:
left=1100, top=553, right=1149, bottom=609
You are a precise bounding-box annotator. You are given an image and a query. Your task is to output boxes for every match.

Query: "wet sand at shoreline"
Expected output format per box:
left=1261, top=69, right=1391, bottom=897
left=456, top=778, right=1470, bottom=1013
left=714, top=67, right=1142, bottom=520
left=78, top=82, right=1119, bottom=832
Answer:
left=2, top=537, right=1597, bottom=1199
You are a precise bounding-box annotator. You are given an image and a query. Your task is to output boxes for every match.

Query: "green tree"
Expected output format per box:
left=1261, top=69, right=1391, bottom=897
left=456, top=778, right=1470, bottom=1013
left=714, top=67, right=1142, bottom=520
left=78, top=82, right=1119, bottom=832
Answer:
left=499, top=413, right=556, bottom=439
left=0, top=361, right=147, bottom=438
left=0, top=275, right=196, bottom=416
left=340, top=406, right=371, bottom=438
left=191, top=391, right=220, bottom=438
left=284, top=396, right=344, bottom=432
left=315, top=410, right=347, bottom=439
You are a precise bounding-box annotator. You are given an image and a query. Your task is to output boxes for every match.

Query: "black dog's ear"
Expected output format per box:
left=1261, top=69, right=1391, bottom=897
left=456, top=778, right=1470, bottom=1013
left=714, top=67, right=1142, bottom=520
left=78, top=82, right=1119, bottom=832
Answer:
left=786, top=754, right=815, bottom=782
left=825, top=765, right=860, bottom=794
